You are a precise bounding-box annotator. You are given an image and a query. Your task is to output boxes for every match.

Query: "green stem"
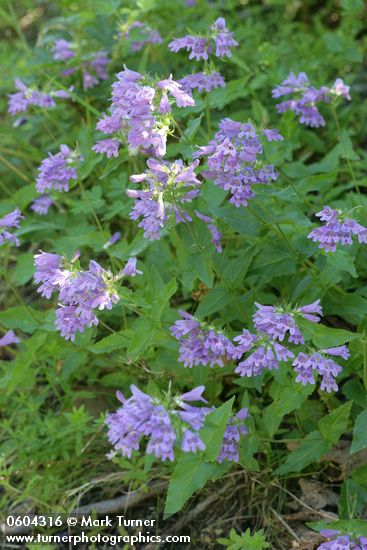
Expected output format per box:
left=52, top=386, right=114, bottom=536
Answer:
left=77, top=179, right=119, bottom=271
left=205, top=94, right=211, bottom=137
left=363, top=331, right=367, bottom=392
left=2, top=271, right=41, bottom=324
left=331, top=105, right=360, bottom=194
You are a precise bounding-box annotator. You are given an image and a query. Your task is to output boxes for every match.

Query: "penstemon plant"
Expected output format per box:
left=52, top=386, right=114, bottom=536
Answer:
left=2, top=1, right=367, bottom=547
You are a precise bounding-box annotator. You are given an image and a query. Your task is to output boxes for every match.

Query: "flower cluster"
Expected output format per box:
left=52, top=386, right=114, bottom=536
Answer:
left=120, top=21, right=162, bottom=52
left=8, top=78, right=70, bottom=116
left=30, top=195, right=54, bottom=216
left=106, top=384, right=249, bottom=463
left=127, top=158, right=201, bottom=240
left=317, top=529, right=367, bottom=550
left=170, top=18, right=236, bottom=94
left=234, top=329, right=294, bottom=377
left=218, top=408, right=250, bottom=463
left=35, top=145, right=83, bottom=194
left=0, top=330, right=20, bottom=347
left=34, top=252, right=141, bottom=341
left=105, top=385, right=208, bottom=461
left=170, top=310, right=239, bottom=368
left=194, top=118, right=282, bottom=207
left=169, top=17, right=237, bottom=61
left=195, top=211, right=222, bottom=252
left=308, top=206, right=367, bottom=252
left=272, top=72, right=351, bottom=127
left=0, top=208, right=24, bottom=247
left=293, top=345, right=349, bottom=393
left=93, top=67, right=194, bottom=158
left=52, top=39, right=109, bottom=90
left=253, top=300, right=323, bottom=344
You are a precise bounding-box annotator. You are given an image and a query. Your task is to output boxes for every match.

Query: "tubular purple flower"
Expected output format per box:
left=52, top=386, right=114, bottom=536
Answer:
left=121, top=257, right=143, bottom=277
left=292, top=345, right=349, bottom=392
left=195, top=210, right=222, bottom=252
left=8, top=78, right=70, bottom=115
left=317, top=529, right=367, bottom=550
left=34, top=252, right=121, bottom=341
left=103, top=232, right=121, bottom=249
left=92, top=139, right=120, bottom=158
left=127, top=158, right=201, bottom=240
left=179, top=71, right=225, bottom=93
left=272, top=72, right=351, bottom=127
left=170, top=310, right=239, bottom=368
left=121, top=21, right=163, bottom=52
left=36, top=145, right=83, bottom=194
left=253, top=300, right=322, bottom=344
left=105, top=385, right=208, bottom=461
left=0, top=208, right=24, bottom=247
left=194, top=118, right=280, bottom=208
left=308, top=206, right=367, bottom=252
left=30, top=195, right=54, bottom=215
left=169, top=17, right=237, bottom=61
left=234, top=329, right=294, bottom=377
left=93, top=66, right=194, bottom=158
left=0, top=330, right=20, bottom=347
left=52, top=39, right=75, bottom=61
left=217, top=408, right=250, bottom=463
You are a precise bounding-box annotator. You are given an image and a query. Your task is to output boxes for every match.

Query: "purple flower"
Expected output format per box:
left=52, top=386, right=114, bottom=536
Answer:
left=169, top=17, right=237, bottom=61
left=263, top=128, right=284, bottom=142
left=195, top=211, right=222, bottom=252
left=0, top=208, right=24, bottom=247
left=52, top=39, right=75, bottom=61
left=272, top=72, right=350, bottom=127
left=34, top=252, right=120, bottom=341
left=30, top=195, right=54, bottom=215
left=105, top=385, right=207, bottom=461
left=218, top=408, right=250, bottom=463
left=179, top=71, right=225, bottom=93
left=212, top=18, right=238, bottom=58
left=54, top=41, right=109, bottom=90
left=253, top=300, right=322, bottom=344
left=36, top=145, right=82, bottom=194
left=121, top=257, right=143, bottom=277
left=308, top=206, right=367, bottom=252
left=8, top=78, right=70, bottom=115
left=0, top=330, right=20, bottom=347
left=127, top=158, right=201, bottom=240
left=103, top=232, right=121, bottom=249
left=317, top=529, right=367, bottom=549
left=92, top=139, right=120, bottom=158
left=293, top=345, right=349, bottom=392
left=194, top=118, right=279, bottom=207
left=234, top=329, right=294, bottom=377
left=330, top=78, right=351, bottom=100
left=121, top=21, right=163, bottom=52
left=170, top=310, right=239, bottom=368
left=93, top=67, right=194, bottom=157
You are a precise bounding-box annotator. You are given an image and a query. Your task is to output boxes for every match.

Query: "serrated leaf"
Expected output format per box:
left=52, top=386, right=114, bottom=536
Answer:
left=164, top=454, right=230, bottom=517
left=200, top=397, right=234, bottom=461
left=88, top=333, right=130, bottom=354
left=318, top=402, right=352, bottom=444
left=298, top=320, right=360, bottom=348
left=275, top=431, right=331, bottom=475
left=351, top=410, right=367, bottom=454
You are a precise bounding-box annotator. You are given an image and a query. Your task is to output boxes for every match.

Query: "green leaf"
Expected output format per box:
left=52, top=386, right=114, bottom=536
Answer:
left=196, top=287, right=233, bottom=317
left=318, top=402, right=352, bottom=444
left=200, top=397, right=234, bottom=461
left=351, top=410, right=367, bottom=454
left=298, top=320, right=360, bottom=348
left=12, top=253, right=35, bottom=285
left=164, top=454, right=230, bottom=517
left=308, top=519, right=367, bottom=537
left=127, top=319, right=155, bottom=360
left=88, top=333, right=130, bottom=354
left=275, top=431, right=331, bottom=475
left=0, top=306, right=49, bottom=334
left=263, top=380, right=313, bottom=437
